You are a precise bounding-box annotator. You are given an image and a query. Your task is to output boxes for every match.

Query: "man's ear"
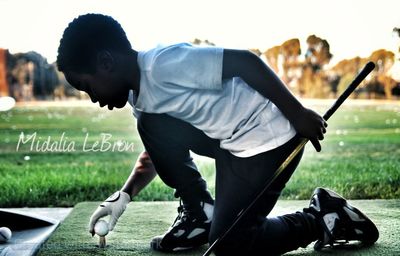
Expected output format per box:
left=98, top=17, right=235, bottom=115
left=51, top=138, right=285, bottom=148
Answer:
left=96, top=50, right=114, bottom=72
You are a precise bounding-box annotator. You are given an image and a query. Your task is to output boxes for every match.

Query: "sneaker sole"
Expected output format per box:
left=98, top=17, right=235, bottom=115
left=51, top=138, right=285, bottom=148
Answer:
left=150, top=236, right=194, bottom=252
left=314, top=188, right=379, bottom=249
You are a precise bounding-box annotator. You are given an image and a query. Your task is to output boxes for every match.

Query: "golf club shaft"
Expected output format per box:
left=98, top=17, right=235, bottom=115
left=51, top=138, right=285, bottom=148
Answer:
left=203, top=61, right=375, bottom=256
left=323, top=61, right=375, bottom=121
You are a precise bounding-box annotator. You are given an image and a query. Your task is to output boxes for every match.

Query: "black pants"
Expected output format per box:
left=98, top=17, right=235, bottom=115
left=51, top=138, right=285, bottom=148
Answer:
left=137, top=113, right=318, bottom=255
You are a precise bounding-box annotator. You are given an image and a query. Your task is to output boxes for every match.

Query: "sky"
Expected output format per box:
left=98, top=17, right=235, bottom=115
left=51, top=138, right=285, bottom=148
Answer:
left=0, top=0, right=399, bottom=66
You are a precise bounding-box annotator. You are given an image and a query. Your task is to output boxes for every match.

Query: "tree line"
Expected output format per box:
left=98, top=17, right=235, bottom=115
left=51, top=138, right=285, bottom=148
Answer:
left=1, top=30, right=399, bottom=101
left=195, top=31, right=400, bottom=100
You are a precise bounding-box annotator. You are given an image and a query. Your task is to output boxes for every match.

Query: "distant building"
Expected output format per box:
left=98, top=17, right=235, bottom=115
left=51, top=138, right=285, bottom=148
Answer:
left=0, top=48, right=9, bottom=96
left=0, top=50, right=62, bottom=101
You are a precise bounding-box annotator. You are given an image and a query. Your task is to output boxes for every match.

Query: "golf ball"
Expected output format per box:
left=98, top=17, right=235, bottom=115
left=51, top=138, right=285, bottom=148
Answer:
left=94, top=220, right=109, bottom=237
left=0, top=227, right=12, bottom=243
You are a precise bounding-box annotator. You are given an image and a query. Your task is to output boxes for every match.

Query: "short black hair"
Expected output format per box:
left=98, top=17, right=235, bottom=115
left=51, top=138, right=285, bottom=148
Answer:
left=57, top=13, right=132, bottom=74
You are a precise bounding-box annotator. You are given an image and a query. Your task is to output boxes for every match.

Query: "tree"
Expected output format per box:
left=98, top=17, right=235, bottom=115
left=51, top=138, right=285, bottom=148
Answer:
left=263, top=39, right=301, bottom=91
left=377, top=75, right=397, bottom=99
left=368, top=49, right=396, bottom=99
left=280, top=38, right=301, bottom=86
left=331, top=57, right=367, bottom=76
left=331, top=57, right=368, bottom=97
left=394, top=27, right=400, bottom=57
left=369, top=49, right=395, bottom=74
left=191, top=38, right=215, bottom=46
left=298, top=35, right=333, bottom=98
left=394, top=27, right=400, bottom=36
left=305, top=35, right=332, bottom=70
left=263, top=45, right=280, bottom=73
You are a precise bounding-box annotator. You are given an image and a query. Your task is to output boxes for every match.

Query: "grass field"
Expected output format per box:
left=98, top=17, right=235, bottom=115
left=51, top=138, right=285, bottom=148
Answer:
left=38, top=200, right=400, bottom=256
left=1, top=100, right=400, bottom=207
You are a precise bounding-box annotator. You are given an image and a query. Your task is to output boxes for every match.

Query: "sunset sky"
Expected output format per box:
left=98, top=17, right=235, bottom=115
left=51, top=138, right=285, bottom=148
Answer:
left=0, top=0, right=399, bottom=66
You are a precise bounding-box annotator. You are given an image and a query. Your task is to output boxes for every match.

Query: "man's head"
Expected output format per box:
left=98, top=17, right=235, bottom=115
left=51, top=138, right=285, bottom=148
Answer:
left=57, top=13, right=135, bottom=110
left=57, top=13, right=131, bottom=74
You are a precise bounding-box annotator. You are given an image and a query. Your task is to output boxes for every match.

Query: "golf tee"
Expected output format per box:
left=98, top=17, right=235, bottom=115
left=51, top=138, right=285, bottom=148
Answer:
left=99, top=236, right=106, bottom=248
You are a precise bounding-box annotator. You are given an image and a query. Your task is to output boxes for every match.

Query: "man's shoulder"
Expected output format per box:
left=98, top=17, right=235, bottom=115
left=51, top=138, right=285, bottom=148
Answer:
left=138, top=43, right=192, bottom=70
left=142, top=42, right=192, bottom=57
left=139, top=42, right=224, bottom=90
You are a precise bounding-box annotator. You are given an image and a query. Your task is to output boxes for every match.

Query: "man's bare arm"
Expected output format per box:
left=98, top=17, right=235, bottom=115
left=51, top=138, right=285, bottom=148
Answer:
left=222, top=49, right=327, bottom=151
left=121, top=151, right=157, bottom=198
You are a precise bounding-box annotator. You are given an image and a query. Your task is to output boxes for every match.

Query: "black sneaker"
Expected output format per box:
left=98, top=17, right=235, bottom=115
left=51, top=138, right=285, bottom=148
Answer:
left=150, top=200, right=213, bottom=252
left=306, top=187, right=379, bottom=251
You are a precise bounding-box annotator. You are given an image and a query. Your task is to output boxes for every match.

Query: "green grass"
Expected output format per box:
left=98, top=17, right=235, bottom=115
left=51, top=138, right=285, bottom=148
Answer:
left=0, top=101, right=400, bottom=207
left=38, top=200, right=400, bottom=255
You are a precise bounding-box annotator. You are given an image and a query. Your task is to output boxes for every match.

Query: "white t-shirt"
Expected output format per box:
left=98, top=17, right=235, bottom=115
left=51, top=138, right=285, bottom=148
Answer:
left=128, top=43, right=296, bottom=157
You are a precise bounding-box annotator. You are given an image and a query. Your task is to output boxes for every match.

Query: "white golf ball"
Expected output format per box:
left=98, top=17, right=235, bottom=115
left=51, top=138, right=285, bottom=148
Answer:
left=94, top=220, right=109, bottom=237
left=0, top=97, right=16, bottom=112
left=0, top=227, right=12, bottom=243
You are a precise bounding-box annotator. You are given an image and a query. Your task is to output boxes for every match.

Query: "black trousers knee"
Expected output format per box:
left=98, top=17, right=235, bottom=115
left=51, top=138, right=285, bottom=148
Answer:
left=137, top=112, right=217, bottom=204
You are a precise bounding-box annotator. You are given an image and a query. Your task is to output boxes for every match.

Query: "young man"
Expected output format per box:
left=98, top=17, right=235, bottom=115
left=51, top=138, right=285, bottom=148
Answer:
left=57, top=13, right=378, bottom=255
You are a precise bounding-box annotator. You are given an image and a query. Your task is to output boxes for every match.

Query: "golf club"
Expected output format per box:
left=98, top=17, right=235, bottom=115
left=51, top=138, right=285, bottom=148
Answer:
left=203, top=61, right=376, bottom=256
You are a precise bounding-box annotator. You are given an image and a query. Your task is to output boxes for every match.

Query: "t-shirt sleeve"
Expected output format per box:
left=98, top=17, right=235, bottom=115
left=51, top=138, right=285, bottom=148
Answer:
left=150, top=43, right=223, bottom=90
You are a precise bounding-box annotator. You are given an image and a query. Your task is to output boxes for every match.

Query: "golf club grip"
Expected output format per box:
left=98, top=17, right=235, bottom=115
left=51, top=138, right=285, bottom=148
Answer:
left=323, top=61, right=375, bottom=121
left=203, top=62, right=375, bottom=256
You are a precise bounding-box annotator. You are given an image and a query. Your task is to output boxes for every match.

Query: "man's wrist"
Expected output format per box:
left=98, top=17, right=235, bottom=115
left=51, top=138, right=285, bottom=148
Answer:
left=281, top=101, right=306, bottom=124
left=120, top=190, right=133, bottom=201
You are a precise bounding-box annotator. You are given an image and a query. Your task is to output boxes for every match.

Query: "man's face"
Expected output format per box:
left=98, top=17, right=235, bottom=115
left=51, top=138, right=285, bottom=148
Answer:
left=64, top=70, right=129, bottom=110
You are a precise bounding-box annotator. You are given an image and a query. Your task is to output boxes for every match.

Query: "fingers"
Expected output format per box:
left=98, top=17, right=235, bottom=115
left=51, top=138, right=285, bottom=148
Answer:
left=297, top=109, right=327, bottom=152
left=310, top=138, right=321, bottom=152
left=108, top=216, right=118, bottom=231
left=314, top=120, right=327, bottom=151
left=88, top=207, right=107, bottom=235
left=322, top=119, right=328, bottom=132
left=318, top=128, right=325, bottom=140
left=109, top=203, right=128, bottom=231
left=315, top=116, right=327, bottom=138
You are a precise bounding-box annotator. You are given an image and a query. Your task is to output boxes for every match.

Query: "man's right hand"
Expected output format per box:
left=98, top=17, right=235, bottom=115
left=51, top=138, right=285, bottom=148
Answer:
left=88, top=191, right=131, bottom=236
left=291, top=107, right=328, bottom=152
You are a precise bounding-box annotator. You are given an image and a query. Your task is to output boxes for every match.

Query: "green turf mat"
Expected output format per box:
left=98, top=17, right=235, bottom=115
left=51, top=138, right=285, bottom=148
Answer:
left=39, top=200, right=400, bottom=255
